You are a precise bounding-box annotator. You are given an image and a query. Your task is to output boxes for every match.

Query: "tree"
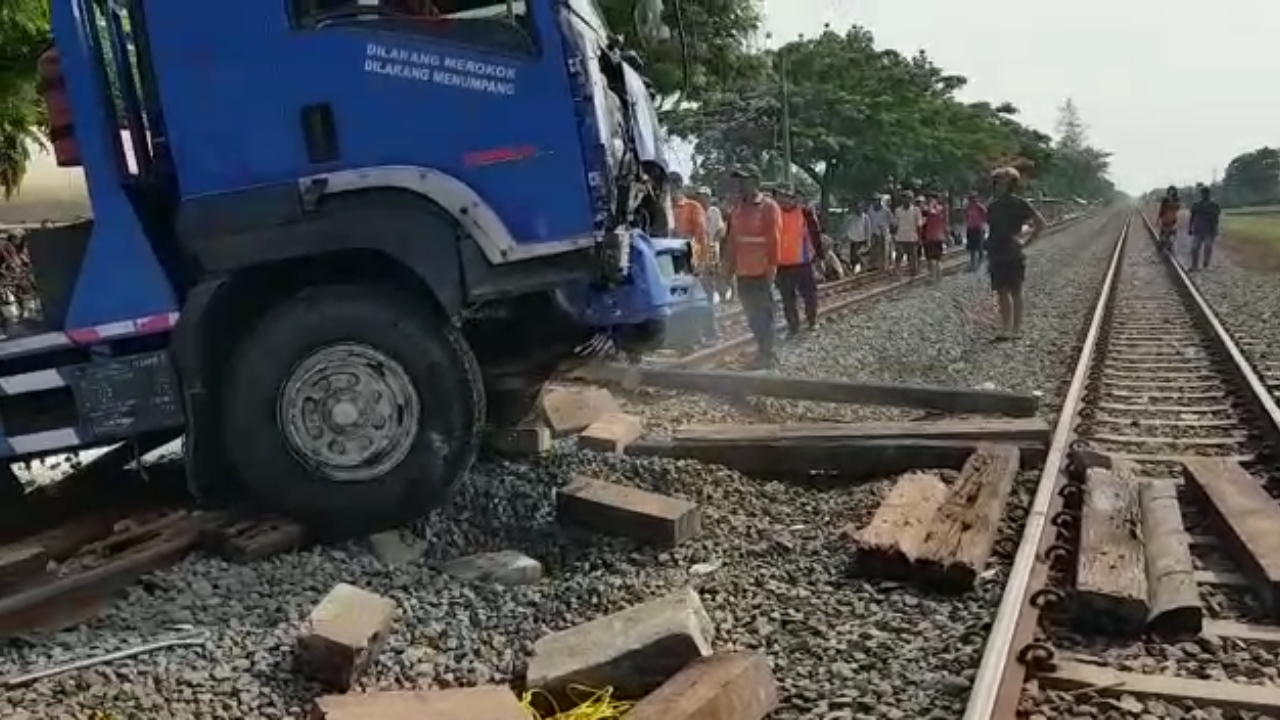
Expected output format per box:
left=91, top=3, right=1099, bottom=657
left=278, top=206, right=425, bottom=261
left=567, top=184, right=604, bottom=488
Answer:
left=598, top=0, right=763, bottom=106
left=1220, top=147, right=1280, bottom=208
left=0, top=0, right=51, bottom=198
left=666, top=26, right=1062, bottom=211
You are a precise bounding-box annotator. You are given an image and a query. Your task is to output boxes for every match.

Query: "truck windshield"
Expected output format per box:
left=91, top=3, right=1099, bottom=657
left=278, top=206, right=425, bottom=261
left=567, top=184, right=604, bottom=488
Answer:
left=565, top=0, right=609, bottom=36
left=294, top=0, right=537, bottom=55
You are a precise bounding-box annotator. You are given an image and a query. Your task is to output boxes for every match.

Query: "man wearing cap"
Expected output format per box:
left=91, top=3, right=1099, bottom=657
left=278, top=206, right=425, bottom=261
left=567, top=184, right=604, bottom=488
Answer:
left=721, top=165, right=782, bottom=368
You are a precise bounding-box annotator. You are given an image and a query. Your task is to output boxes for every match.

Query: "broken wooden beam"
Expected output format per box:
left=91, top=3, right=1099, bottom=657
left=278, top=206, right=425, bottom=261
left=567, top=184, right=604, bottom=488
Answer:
left=1183, top=458, right=1279, bottom=617
left=916, top=445, right=1021, bottom=593
left=572, top=365, right=1040, bottom=417
left=628, top=435, right=1043, bottom=481
left=844, top=472, right=949, bottom=579
left=623, top=651, right=779, bottom=720
left=673, top=417, right=1051, bottom=445
left=556, top=476, right=701, bottom=548
left=1139, top=478, right=1201, bottom=635
left=1075, top=463, right=1148, bottom=634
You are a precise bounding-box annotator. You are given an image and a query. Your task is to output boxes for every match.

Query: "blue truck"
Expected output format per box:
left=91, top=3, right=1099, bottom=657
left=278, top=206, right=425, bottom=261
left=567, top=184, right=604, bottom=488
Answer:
left=4, top=0, right=706, bottom=536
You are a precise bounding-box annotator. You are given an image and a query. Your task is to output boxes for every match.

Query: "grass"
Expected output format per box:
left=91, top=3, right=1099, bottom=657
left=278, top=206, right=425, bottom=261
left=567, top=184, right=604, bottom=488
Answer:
left=1221, top=215, right=1280, bottom=271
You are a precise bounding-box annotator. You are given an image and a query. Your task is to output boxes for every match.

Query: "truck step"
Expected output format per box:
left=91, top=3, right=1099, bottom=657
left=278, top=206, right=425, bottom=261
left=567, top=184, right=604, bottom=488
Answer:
left=0, top=311, right=179, bottom=361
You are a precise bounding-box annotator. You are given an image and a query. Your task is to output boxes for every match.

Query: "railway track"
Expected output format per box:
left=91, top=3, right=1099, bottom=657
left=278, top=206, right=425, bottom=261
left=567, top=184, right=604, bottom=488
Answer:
left=651, top=211, right=1094, bottom=369
left=0, top=210, right=1096, bottom=637
left=966, top=211, right=1280, bottom=719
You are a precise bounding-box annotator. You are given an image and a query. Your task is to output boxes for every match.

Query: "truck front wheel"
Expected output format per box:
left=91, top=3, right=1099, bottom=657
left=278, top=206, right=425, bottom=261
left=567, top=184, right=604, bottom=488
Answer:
left=218, top=284, right=484, bottom=538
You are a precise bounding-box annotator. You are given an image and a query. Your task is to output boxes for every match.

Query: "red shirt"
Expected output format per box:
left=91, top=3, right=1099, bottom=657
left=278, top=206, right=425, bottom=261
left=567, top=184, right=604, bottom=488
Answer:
left=965, top=201, right=987, bottom=229
left=923, top=203, right=947, bottom=242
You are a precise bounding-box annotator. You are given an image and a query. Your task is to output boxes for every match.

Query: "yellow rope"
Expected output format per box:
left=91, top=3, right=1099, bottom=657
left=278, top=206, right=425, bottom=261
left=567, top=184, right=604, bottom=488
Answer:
left=520, top=684, right=635, bottom=720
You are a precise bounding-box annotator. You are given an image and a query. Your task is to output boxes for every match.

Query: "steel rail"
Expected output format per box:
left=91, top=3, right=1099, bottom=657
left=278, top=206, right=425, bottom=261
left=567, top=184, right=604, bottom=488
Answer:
left=965, top=207, right=1280, bottom=718
left=962, top=211, right=1131, bottom=720
left=670, top=210, right=1100, bottom=370
left=1134, top=211, right=1280, bottom=435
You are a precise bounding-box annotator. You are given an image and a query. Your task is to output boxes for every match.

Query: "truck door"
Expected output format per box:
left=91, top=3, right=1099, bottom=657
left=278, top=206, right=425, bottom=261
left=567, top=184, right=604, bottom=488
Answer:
left=141, top=0, right=600, bottom=254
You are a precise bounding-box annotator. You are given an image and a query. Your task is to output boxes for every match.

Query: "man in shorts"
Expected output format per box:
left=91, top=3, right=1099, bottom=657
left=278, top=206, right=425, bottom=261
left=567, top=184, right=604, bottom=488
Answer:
left=986, top=167, right=1047, bottom=341
left=921, top=193, right=948, bottom=282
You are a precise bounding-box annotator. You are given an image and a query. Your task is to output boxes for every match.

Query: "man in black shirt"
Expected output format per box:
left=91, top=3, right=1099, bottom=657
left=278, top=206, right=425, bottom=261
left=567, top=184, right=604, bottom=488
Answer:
left=985, top=167, right=1047, bottom=340
left=1188, top=185, right=1221, bottom=271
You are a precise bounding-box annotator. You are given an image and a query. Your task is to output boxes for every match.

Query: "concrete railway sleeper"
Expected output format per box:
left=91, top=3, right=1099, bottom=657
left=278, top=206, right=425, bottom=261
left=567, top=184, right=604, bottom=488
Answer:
left=965, top=211, right=1280, bottom=719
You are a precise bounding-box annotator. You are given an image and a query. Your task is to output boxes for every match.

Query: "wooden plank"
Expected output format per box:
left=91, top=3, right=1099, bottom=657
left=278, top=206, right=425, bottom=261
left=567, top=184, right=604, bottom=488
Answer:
left=572, top=365, right=1040, bottom=417
left=1040, top=660, right=1280, bottom=713
left=578, top=412, right=644, bottom=453
left=1182, top=458, right=1280, bottom=617
left=1074, top=465, right=1147, bottom=634
left=673, top=417, right=1051, bottom=445
left=916, top=445, right=1020, bottom=593
left=844, top=472, right=949, bottom=579
left=1138, top=479, right=1202, bottom=635
left=556, top=476, right=701, bottom=548
left=626, top=437, right=1043, bottom=481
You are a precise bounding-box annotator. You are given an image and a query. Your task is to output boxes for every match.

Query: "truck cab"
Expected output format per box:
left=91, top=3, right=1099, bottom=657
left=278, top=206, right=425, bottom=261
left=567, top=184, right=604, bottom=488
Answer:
left=4, top=0, right=705, bottom=535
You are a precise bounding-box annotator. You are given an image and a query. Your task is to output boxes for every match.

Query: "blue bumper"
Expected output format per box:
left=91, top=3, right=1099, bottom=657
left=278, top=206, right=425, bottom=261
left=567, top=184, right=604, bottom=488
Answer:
left=569, top=232, right=710, bottom=328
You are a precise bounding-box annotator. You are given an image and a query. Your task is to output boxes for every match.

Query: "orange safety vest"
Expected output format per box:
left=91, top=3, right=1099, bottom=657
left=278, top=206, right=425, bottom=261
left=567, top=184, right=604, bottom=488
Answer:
left=777, top=207, right=812, bottom=266
left=726, top=195, right=781, bottom=278
left=673, top=197, right=710, bottom=269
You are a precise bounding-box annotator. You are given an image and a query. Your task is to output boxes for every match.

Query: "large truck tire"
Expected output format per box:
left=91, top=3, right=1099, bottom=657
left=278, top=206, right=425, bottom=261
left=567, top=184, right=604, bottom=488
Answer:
left=218, top=284, right=484, bottom=538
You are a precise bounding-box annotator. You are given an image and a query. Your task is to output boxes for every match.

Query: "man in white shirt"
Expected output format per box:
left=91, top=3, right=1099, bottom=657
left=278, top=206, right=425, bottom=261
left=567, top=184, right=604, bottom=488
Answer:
left=893, top=193, right=923, bottom=276
left=694, top=186, right=726, bottom=303
left=867, top=195, right=894, bottom=271
left=841, top=202, right=871, bottom=272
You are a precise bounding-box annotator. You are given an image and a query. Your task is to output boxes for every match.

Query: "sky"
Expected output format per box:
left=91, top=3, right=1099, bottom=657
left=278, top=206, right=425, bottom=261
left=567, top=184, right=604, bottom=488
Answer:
left=755, top=0, right=1280, bottom=195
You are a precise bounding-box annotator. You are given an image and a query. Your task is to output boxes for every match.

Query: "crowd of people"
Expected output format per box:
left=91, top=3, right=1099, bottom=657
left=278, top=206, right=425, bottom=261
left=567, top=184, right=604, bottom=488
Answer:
left=1156, top=184, right=1222, bottom=271
left=670, top=165, right=1048, bottom=369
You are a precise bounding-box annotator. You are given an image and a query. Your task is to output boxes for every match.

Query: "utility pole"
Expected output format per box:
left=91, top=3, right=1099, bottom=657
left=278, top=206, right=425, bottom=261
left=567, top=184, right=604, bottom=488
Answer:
left=780, top=49, right=793, bottom=186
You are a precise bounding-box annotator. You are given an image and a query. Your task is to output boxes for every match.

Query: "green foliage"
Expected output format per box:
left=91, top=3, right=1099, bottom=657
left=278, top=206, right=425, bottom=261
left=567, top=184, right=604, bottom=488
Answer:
left=0, top=0, right=52, bottom=198
left=667, top=27, right=1115, bottom=211
left=1145, top=147, right=1279, bottom=209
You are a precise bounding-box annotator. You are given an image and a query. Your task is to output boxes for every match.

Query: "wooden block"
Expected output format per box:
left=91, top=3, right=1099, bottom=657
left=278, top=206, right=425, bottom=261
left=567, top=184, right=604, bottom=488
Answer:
left=673, top=417, right=1051, bottom=445
left=846, top=472, right=949, bottom=579
left=1139, top=478, right=1201, bottom=635
left=488, top=424, right=552, bottom=456
left=540, top=385, right=621, bottom=436
left=623, top=651, right=778, bottom=720
left=1041, top=659, right=1280, bottom=714
left=311, top=686, right=528, bottom=720
left=0, top=545, right=47, bottom=588
left=1074, top=464, right=1148, bottom=634
left=296, top=583, right=396, bottom=691
left=578, top=412, right=644, bottom=453
left=526, top=588, right=713, bottom=701
left=627, top=437, right=1044, bottom=481
left=1183, top=457, right=1280, bottom=618
left=917, top=445, right=1020, bottom=593
left=557, top=476, right=701, bottom=547
left=569, top=365, right=1040, bottom=416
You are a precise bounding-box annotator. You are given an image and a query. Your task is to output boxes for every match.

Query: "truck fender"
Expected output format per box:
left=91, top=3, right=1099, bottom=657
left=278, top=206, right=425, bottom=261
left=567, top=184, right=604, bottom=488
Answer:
left=300, top=165, right=597, bottom=264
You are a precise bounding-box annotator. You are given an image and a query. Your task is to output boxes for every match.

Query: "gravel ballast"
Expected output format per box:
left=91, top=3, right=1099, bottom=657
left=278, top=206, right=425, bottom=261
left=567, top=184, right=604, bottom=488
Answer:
left=1183, top=244, right=1280, bottom=391
left=4, top=452, right=1027, bottom=720
left=625, top=210, right=1125, bottom=434
left=0, top=210, right=1124, bottom=720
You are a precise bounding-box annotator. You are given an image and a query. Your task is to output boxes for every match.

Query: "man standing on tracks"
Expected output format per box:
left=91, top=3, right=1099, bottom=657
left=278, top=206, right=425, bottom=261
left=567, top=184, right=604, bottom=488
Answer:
left=987, top=167, right=1047, bottom=341
left=922, top=192, right=948, bottom=282
left=964, top=191, right=988, bottom=272
left=671, top=173, right=718, bottom=345
left=842, top=201, right=871, bottom=273
left=722, top=165, right=782, bottom=369
left=893, top=191, right=923, bottom=276
left=1188, top=184, right=1222, bottom=271
left=867, top=195, right=893, bottom=272
left=774, top=185, right=822, bottom=338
